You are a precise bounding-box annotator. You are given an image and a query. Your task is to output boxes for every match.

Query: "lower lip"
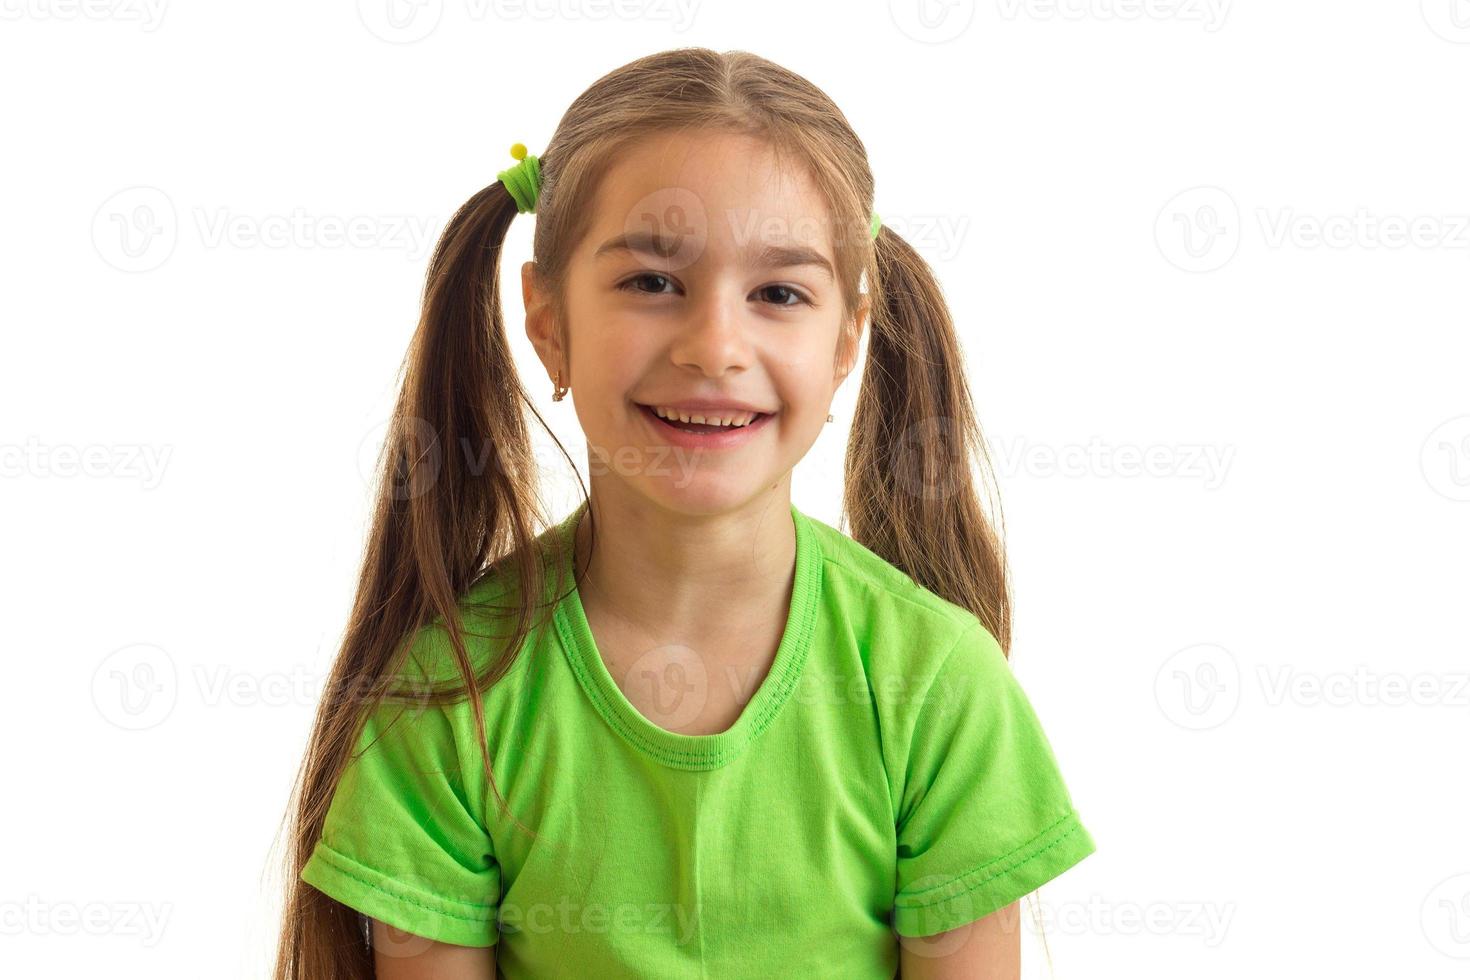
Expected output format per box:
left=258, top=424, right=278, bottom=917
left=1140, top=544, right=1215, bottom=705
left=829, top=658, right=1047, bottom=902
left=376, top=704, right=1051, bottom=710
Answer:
left=636, top=403, right=775, bottom=450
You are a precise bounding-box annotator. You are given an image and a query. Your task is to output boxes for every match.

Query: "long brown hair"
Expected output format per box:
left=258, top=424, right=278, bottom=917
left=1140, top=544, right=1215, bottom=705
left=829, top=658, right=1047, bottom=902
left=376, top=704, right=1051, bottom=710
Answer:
left=271, top=46, right=1011, bottom=978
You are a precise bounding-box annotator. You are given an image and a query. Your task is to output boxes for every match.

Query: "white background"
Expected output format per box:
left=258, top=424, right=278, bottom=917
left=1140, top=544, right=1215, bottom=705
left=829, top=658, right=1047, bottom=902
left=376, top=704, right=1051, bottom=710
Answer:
left=3, top=1, right=1468, bottom=977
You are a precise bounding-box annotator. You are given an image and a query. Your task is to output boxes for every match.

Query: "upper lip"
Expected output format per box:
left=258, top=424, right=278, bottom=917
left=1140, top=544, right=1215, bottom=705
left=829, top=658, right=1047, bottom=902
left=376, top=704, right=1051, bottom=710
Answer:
left=638, top=400, right=774, bottom=415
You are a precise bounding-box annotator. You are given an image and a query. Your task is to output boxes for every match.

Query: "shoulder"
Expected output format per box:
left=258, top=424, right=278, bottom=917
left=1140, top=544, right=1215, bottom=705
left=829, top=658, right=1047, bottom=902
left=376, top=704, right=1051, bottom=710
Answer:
left=394, top=527, right=566, bottom=693
left=797, top=508, right=988, bottom=683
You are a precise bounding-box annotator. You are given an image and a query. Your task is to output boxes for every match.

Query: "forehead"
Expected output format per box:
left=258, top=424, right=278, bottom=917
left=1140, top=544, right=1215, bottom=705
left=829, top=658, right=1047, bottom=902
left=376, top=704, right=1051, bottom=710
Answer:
left=584, top=129, right=835, bottom=257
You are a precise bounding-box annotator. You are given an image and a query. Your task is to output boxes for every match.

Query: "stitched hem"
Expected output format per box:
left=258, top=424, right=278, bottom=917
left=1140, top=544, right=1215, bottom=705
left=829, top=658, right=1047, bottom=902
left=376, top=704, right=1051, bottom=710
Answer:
left=301, top=840, right=500, bottom=948
left=892, top=809, right=1096, bottom=938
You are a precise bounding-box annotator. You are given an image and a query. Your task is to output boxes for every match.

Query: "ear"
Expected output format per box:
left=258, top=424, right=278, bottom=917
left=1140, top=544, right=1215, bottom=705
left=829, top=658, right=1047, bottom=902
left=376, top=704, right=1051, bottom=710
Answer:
left=833, top=298, right=869, bottom=388
left=521, top=261, right=563, bottom=380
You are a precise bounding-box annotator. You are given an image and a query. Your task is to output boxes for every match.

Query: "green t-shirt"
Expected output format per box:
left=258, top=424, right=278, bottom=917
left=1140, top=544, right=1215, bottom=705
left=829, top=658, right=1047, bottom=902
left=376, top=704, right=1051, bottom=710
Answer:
left=301, top=500, right=1095, bottom=977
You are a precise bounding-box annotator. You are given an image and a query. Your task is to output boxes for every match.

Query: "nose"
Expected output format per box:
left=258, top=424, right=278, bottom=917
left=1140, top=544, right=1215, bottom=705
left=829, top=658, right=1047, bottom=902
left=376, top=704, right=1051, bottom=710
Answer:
left=667, top=285, right=753, bottom=378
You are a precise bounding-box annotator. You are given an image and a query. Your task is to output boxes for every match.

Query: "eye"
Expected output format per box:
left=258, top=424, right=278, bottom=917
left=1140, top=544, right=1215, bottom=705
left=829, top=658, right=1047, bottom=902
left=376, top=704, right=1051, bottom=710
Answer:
left=755, top=284, right=812, bottom=307
left=618, top=272, right=679, bottom=296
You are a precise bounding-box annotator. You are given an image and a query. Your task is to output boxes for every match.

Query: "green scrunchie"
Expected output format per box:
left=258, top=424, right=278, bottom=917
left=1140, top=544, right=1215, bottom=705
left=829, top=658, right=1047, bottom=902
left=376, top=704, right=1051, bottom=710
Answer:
left=498, top=143, right=881, bottom=241
left=498, top=143, right=541, bottom=214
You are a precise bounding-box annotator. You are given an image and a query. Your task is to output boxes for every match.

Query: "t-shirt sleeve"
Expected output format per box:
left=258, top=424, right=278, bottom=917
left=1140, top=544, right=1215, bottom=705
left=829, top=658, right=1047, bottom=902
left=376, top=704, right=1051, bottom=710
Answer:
left=300, top=692, right=502, bottom=947
left=892, top=620, right=1096, bottom=937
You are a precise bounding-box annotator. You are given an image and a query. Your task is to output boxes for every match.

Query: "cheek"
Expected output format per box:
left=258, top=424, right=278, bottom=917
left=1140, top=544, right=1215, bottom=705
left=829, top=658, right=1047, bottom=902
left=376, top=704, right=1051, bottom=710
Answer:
left=768, top=338, right=839, bottom=403
left=566, top=308, right=647, bottom=398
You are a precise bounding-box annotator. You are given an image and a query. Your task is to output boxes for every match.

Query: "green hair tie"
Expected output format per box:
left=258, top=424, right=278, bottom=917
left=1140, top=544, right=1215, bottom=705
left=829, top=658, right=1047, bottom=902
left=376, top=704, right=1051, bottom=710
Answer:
left=498, top=142, right=541, bottom=214
left=869, top=211, right=881, bottom=241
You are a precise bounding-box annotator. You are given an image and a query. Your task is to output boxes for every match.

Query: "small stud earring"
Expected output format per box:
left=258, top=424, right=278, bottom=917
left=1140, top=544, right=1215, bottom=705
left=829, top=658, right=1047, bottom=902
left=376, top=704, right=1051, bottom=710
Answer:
left=552, top=370, right=568, bottom=402
left=826, top=413, right=834, bottom=423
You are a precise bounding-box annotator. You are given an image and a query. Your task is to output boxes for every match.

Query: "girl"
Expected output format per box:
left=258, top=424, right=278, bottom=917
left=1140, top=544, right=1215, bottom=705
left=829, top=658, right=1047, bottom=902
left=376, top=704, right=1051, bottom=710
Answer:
left=274, top=47, right=1095, bottom=980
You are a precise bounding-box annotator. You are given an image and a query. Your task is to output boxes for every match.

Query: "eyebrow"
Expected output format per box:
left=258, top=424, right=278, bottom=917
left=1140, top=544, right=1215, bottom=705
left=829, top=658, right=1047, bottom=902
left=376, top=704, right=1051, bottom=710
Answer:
left=593, top=231, right=834, bottom=281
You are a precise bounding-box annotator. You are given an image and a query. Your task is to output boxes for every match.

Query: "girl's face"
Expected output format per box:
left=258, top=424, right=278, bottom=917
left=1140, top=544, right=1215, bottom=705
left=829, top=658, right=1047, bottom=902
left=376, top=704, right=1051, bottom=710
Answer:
left=525, top=130, right=866, bottom=515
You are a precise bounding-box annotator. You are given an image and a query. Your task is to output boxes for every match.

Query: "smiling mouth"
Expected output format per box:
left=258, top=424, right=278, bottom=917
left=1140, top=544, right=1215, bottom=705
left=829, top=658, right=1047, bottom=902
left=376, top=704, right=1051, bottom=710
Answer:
left=635, top=403, right=775, bottom=434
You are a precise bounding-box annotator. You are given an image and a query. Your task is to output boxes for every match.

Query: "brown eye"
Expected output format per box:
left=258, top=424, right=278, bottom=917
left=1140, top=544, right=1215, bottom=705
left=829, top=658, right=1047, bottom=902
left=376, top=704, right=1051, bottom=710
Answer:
left=757, top=284, right=811, bottom=307
left=619, top=273, right=677, bottom=295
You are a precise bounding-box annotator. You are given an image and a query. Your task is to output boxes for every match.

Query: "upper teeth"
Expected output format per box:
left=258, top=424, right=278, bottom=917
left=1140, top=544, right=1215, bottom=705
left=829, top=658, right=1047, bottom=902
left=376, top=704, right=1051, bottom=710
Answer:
left=652, top=406, right=760, bottom=427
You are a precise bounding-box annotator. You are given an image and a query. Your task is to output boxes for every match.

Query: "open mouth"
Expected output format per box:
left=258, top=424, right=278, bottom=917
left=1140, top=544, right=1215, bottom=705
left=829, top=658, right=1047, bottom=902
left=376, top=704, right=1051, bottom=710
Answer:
left=636, top=403, right=775, bottom=435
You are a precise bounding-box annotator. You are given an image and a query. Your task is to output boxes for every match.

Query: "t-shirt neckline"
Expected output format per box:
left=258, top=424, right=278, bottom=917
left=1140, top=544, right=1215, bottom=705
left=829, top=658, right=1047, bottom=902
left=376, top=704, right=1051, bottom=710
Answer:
left=550, top=498, right=822, bottom=771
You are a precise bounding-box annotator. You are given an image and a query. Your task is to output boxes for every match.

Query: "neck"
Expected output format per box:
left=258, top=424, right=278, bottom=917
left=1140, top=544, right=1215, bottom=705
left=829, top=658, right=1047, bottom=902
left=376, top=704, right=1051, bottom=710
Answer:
left=570, top=477, right=798, bottom=644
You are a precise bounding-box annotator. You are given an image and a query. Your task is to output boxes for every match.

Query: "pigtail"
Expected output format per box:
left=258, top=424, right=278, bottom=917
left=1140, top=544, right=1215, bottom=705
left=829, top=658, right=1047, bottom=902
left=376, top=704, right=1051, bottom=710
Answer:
left=845, top=225, right=1013, bottom=655
left=273, top=178, right=568, bottom=979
